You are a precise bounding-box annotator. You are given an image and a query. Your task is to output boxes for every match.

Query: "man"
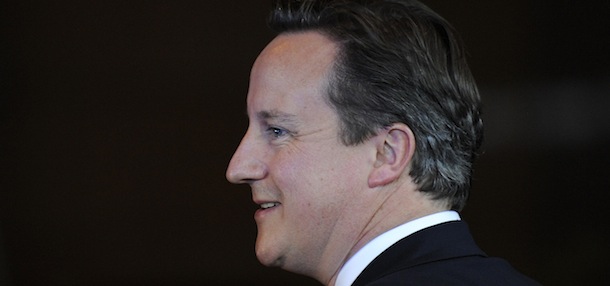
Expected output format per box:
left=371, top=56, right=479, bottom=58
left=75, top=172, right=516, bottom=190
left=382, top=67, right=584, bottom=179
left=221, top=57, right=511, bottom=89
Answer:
left=226, top=0, right=540, bottom=285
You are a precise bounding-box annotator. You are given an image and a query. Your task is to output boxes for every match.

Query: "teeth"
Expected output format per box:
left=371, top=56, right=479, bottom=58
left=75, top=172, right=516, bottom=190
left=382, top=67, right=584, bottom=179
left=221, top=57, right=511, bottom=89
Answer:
left=260, top=202, right=280, bottom=209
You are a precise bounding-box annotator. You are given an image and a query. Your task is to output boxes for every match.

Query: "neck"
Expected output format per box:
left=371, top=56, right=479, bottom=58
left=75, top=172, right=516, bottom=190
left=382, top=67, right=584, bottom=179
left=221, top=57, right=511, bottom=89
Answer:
left=318, top=180, right=447, bottom=285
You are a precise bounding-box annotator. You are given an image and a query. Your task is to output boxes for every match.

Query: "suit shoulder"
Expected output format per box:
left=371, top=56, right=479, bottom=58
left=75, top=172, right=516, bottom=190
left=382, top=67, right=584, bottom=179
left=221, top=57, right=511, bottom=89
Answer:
left=367, top=255, right=541, bottom=286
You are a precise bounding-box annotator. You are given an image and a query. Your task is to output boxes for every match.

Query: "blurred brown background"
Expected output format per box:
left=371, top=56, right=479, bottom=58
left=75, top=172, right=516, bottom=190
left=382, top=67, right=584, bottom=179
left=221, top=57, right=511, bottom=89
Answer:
left=1, top=1, right=609, bottom=285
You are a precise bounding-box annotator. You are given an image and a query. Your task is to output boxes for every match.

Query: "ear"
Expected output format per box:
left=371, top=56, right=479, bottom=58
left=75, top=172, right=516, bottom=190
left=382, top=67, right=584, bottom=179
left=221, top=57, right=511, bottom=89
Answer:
left=368, top=123, right=416, bottom=188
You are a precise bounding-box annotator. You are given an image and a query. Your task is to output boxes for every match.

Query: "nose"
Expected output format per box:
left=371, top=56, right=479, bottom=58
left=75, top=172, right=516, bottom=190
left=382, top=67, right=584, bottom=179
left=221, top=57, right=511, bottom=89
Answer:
left=226, top=131, right=267, bottom=184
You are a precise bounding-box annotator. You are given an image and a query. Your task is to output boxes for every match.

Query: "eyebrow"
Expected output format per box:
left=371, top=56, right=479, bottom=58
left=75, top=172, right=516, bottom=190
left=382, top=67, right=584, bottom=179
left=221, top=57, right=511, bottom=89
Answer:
left=256, top=110, right=297, bottom=124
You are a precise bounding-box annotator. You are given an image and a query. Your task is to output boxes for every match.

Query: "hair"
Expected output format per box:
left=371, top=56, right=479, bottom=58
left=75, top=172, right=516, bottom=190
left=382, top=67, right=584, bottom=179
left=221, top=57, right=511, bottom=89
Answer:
left=268, top=0, right=483, bottom=211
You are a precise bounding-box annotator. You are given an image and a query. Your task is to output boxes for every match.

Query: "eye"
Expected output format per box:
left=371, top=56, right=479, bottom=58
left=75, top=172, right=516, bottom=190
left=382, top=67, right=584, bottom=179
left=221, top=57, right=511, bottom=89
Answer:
left=267, top=126, right=288, bottom=138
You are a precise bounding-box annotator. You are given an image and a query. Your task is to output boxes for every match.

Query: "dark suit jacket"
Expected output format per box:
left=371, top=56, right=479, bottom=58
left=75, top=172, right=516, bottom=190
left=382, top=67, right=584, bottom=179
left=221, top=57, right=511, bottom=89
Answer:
left=352, top=221, right=540, bottom=285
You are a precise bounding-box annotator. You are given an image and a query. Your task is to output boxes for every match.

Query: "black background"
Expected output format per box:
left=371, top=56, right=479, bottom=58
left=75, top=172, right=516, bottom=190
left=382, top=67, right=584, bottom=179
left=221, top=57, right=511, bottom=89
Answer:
left=2, top=1, right=609, bottom=285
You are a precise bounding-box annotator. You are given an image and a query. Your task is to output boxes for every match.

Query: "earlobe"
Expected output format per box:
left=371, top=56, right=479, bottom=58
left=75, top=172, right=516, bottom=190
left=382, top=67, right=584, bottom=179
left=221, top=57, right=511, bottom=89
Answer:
left=368, top=124, right=415, bottom=188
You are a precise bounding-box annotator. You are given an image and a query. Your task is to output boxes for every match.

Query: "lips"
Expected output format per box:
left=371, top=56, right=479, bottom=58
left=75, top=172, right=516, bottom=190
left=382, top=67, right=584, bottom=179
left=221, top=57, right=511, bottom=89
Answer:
left=259, top=202, right=281, bottom=209
left=254, top=201, right=281, bottom=220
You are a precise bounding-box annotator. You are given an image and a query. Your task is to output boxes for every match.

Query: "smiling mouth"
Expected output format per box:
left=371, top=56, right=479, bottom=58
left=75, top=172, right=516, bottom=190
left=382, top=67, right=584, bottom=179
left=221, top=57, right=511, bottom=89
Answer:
left=259, top=202, right=281, bottom=210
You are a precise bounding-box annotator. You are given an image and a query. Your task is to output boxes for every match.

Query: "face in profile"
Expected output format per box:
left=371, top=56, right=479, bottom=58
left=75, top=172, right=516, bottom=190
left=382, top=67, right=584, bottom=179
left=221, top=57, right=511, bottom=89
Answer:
left=226, top=31, right=375, bottom=276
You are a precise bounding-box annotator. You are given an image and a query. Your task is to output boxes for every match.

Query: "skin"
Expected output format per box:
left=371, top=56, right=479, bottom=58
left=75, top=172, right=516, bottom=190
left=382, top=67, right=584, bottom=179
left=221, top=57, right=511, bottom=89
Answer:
left=226, top=31, right=446, bottom=285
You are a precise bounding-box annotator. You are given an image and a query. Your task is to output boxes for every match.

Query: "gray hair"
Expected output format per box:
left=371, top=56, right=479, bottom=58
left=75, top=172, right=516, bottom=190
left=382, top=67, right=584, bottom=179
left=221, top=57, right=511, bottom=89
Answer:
left=269, top=0, right=483, bottom=211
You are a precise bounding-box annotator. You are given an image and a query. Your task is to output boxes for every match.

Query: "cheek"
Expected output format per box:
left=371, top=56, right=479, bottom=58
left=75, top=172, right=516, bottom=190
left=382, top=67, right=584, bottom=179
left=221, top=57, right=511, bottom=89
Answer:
left=271, top=151, right=332, bottom=198
left=272, top=144, right=366, bottom=205
left=272, top=146, right=326, bottom=181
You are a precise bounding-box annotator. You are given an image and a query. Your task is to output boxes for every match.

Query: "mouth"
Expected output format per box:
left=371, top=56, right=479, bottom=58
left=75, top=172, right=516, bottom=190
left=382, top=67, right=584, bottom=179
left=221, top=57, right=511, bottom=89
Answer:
left=259, top=202, right=281, bottom=210
left=254, top=201, right=281, bottom=219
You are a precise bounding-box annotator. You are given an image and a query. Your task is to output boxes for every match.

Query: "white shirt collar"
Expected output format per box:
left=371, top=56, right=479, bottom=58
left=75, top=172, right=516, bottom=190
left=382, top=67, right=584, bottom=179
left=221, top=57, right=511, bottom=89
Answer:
left=334, top=210, right=461, bottom=286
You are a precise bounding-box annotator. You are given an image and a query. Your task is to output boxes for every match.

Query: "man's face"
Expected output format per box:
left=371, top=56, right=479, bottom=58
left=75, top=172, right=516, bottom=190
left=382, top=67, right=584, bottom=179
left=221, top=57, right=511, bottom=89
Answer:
left=226, top=32, right=374, bottom=276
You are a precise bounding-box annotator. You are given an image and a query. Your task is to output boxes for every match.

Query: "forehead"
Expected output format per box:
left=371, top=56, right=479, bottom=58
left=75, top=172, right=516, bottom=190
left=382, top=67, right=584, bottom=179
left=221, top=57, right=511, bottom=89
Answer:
left=246, top=31, right=338, bottom=117
left=254, top=31, right=337, bottom=75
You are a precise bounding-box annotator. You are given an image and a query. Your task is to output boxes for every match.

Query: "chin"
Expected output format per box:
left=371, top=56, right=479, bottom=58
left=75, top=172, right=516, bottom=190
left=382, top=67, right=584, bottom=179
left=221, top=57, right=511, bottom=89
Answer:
left=255, top=239, right=282, bottom=266
left=256, top=249, right=284, bottom=268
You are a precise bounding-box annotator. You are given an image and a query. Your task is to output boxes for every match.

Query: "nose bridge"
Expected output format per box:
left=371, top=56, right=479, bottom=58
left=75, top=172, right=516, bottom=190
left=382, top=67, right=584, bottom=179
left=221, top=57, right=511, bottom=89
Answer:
left=226, top=128, right=267, bottom=184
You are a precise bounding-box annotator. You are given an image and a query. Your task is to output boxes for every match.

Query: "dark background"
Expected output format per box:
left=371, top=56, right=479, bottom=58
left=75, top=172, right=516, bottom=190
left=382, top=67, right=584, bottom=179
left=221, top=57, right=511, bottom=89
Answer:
left=2, top=1, right=609, bottom=285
